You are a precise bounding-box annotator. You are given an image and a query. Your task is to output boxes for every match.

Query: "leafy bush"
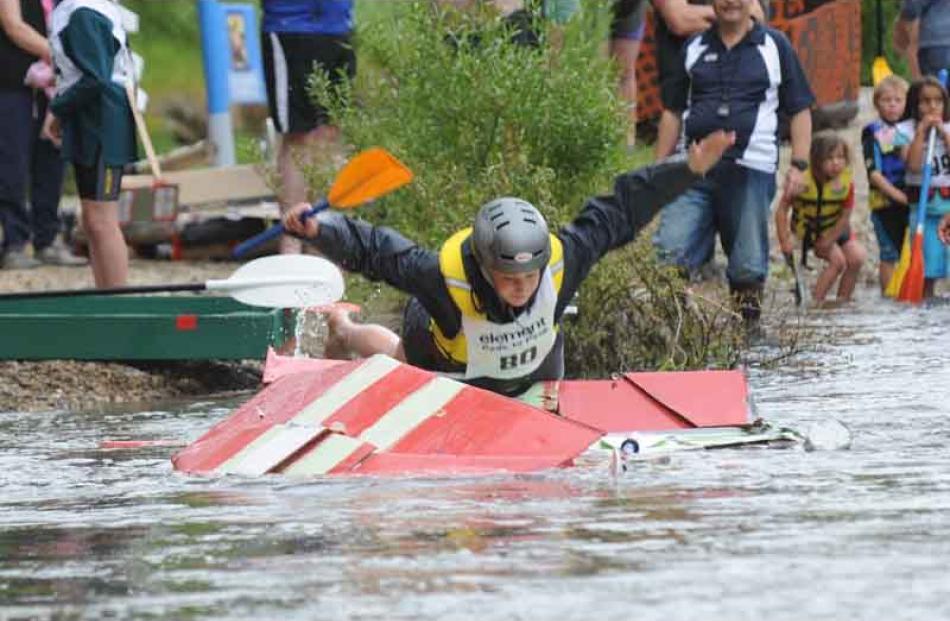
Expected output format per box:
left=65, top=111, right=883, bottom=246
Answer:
left=306, top=0, right=743, bottom=375
left=310, top=0, right=625, bottom=241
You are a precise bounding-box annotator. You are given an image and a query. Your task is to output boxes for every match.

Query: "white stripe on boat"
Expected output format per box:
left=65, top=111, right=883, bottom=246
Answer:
left=359, top=377, right=464, bottom=451
left=216, top=424, right=324, bottom=476
left=292, top=354, right=402, bottom=426
left=281, top=432, right=365, bottom=476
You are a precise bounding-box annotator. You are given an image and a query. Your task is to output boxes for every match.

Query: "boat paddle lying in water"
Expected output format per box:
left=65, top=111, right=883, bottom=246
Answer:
left=171, top=351, right=802, bottom=478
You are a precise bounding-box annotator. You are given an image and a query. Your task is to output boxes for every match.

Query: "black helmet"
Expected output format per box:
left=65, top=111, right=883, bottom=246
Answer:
left=471, top=197, right=550, bottom=274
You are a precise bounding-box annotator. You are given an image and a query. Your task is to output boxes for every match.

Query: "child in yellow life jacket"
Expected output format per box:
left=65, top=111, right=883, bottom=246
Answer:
left=775, top=131, right=867, bottom=305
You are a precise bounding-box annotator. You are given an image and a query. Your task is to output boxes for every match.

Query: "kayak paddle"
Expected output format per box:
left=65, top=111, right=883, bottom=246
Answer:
left=897, top=125, right=937, bottom=304
left=0, top=255, right=345, bottom=309
left=232, top=147, right=413, bottom=257
left=871, top=0, right=893, bottom=86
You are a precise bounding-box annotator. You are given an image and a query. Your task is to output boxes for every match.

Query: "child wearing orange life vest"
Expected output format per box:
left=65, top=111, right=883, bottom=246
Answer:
left=775, top=131, right=867, bottom=305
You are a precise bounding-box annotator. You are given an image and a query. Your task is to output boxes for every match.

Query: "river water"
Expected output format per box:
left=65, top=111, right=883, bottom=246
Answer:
left=2, top=291, right=949, bottom=621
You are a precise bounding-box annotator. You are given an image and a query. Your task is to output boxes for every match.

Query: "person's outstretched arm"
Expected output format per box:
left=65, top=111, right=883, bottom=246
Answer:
left=558, top=130, right=734, bottom=283
left=283, top=208, right=444, bottom=298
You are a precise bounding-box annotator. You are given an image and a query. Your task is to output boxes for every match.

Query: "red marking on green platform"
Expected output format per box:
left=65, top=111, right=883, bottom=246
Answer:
left=175, top=314, right=198, bottom=331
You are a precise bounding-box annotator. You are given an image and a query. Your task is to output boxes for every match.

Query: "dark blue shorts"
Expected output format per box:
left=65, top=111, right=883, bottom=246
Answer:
left=870, top=204, right=909, bottom=263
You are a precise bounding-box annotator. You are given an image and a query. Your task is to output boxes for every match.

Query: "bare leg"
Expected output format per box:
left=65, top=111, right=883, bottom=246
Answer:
left=609, top=37, right=641, bottom=149
left=277, top=125, right=339, bottom=254
left=324, top=307, right=405, bottom=360
left=81, top=199, right=127, bottom=288
left=812, top=244, right=845, bottom=305
left=836, top=239, right=866, bottom=301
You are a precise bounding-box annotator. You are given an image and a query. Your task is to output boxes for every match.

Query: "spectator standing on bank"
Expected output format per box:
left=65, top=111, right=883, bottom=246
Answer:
left=861, top=75, right=910, bottom=292
left=609, top=0, right=648, bottom=149
left=652, top=0, right=813, bottom=323
left=45, top=0, right=136, bottom=287
left=0, top=0, right=85, bottom=269
left=651, top=0, right=765, bottom=161
left=261, top=0, right=355, bottom=254
left=894, top=0, right=950, bottom=79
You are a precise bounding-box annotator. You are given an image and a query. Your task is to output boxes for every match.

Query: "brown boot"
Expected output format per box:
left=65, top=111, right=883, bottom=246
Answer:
left=730, top=285, right=762, bottom=326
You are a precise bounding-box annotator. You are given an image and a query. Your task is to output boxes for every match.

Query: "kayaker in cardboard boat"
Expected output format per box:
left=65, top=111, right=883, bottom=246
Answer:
left=283, top=130, right=734, bottom=397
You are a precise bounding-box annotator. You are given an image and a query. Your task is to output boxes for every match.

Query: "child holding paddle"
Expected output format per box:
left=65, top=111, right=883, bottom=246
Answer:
left=775, top=131, right=866, bottom=306
left=862, top=75, right=909, bottom=294
left=42, top=0, right=136, bottom=287
left=894, top=75, right=950, bottom=299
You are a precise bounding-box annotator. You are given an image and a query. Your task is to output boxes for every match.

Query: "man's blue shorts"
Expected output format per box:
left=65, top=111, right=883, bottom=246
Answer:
left=653, top=161, right=776, bottom=288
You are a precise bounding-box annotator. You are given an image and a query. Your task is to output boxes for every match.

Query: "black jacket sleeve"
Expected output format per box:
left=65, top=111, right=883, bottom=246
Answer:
left=308, top=211, right=461, bottom=333
left=554, top=156, right=702, bottom=314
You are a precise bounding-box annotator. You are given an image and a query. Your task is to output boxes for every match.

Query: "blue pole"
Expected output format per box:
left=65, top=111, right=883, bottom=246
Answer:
left=198, top=0, right=236, bottom=166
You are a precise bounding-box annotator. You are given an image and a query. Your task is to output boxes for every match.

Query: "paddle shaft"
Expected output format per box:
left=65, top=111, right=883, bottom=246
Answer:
left=912, top=126, right=938, bottom=237
left=0, top=282, right=206, bottom=300
left=231, top=200, right=328, bottom=258
left=0, top=276, right=336, bottom=300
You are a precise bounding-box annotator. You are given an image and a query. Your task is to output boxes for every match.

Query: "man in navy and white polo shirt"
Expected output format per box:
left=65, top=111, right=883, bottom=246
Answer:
left=261, top=0, right=355, bottom=254
left=894, top=0, right=950, bottom=79
left=653, top=0, right=813, bottom=323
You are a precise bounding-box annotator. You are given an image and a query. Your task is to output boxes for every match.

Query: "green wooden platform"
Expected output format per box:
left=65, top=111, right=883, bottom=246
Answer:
left=0, top=296, right=296, bottom=360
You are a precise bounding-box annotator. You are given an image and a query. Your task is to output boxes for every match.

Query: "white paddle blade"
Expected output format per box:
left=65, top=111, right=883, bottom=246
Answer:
left=209, top=255, right=345, bottom=308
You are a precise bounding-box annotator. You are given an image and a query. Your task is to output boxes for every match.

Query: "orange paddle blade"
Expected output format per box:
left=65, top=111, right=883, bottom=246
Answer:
left=327, top=147, right=413, bottom=209
left=897, top=233, right=925, bottom=303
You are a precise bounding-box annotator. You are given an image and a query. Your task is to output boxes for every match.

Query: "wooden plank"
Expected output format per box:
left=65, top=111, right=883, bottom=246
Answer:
left=121, top=165, right=275, bottom=207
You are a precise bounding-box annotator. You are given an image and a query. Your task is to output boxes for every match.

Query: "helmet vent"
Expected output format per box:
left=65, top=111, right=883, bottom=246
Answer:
left=495, top=220, right=510, bottom=230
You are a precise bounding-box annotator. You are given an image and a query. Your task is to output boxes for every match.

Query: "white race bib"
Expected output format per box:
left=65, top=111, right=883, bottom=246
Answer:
left=460, top=269, right=558, bottom=380
left=896, top=119, right=950, bottom=188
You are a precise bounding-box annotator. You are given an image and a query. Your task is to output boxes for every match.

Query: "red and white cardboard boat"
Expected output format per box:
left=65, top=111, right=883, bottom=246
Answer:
left=172, top=350, right=756, bottom=478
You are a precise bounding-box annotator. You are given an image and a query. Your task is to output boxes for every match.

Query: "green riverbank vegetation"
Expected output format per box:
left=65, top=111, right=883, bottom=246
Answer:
left=305, top=1, right=746, bottom=377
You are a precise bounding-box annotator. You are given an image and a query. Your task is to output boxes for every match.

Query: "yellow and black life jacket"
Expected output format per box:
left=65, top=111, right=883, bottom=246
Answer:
left=791, top=168, right=853, bottom=244
left=431, top=227, right=564, bottom=365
